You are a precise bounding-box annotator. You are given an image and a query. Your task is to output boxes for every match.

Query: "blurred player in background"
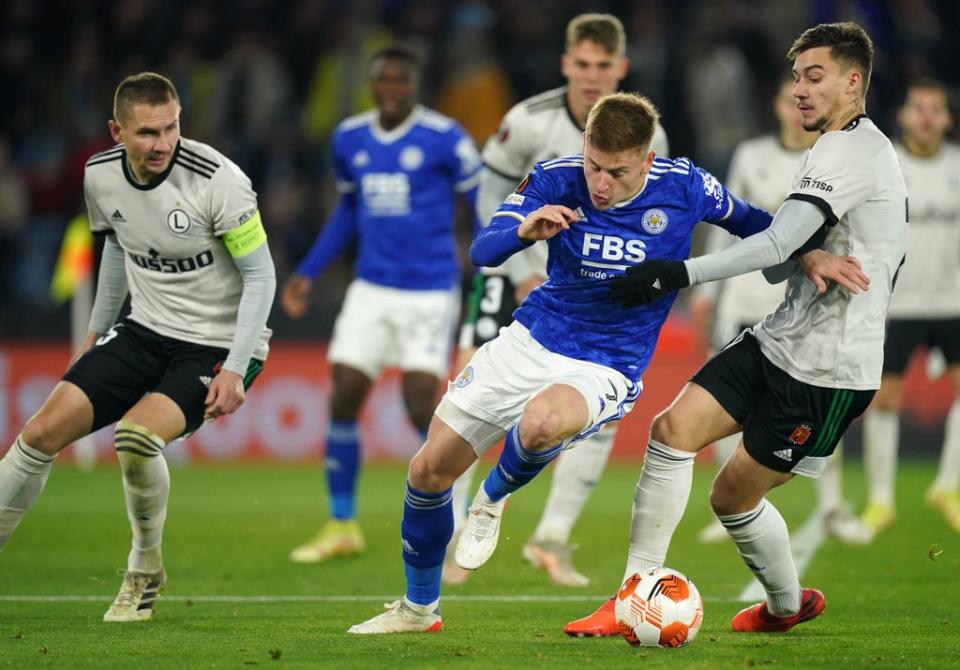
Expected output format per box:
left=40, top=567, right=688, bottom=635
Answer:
left=346, top=91, right=825, bottom=635
left=445, top=12, right=669, bottom=588
left=282, top=45, right=481, bottom=563
left=691, top=74, right=872, bottom=545
left=0, top=72, right=276, bottom=621
left=860, top=79, right=960, bottom=534
left=574, top=22, right=903, bottom=636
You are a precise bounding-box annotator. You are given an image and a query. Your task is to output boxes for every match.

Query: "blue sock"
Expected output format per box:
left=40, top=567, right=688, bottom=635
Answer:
left=325, top=420, right=360, bottom=520
left=482, top=426, right=564, bottom=502
left=401, top=482, right=453, bottom=606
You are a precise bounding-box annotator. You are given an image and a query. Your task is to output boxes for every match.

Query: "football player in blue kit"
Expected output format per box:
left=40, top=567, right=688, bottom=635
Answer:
left=346, top=91, right=791, bottom=634
left=282, top=45, right=482, bottom=563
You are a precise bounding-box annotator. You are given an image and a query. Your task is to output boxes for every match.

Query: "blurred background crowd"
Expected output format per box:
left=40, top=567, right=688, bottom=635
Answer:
left=1, top=0, right=957, bottom=339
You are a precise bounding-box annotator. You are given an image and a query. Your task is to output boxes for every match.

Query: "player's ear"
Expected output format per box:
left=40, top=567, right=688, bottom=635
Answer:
left=108, top=119, right=123, bottom=144
left=561, top=52, right=572, bottom=78
left=616, top=56, right=629, bottom=81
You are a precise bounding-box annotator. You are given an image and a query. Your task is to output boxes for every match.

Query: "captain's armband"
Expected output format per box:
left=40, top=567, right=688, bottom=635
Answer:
left=223, top=210, right=267, bottom=258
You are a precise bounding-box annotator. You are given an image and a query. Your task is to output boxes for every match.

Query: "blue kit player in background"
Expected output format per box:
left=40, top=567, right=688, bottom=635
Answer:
left=281, top=45, right=482, bottom=563
left=347, top=92, right=778, bottom=634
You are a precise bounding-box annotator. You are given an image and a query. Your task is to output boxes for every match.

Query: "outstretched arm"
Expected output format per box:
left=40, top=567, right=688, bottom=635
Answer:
left=470, top=205, right=577, bottom=267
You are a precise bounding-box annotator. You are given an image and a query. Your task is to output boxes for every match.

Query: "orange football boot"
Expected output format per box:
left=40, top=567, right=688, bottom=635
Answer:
left=731, top=588, right=825, bottom=633
left=563, top=596, right=618, bottom=637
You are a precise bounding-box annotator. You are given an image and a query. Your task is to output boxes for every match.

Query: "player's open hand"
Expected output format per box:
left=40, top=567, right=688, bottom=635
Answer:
left=517, top=205, right=578, bottom=242
left=609, top=259, right=690, bottom=307
left=204, top=369, right=245, bottom=420
left=797, top=249, right=870, bottom=295
left=281, top=274, right=313, bottom=319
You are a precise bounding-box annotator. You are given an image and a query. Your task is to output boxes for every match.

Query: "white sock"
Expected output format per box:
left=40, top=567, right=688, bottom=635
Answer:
left=623, top=440, right=695, bottom=583
left=713, top=433, right=739, bottom=468
left=0, top=435, right=55, bottom=550
left=718, top=500, right=800, bottom=616
left=816, top=442, right=844, bottom=515
left=450, top=460, right=478, bottom=539
left=115, top=421, right=169, bottom=574
left=403, top=596, right=439, bottom=614
left=933, top=399, right=960, bottom=492
left=863, top=410, right=899, bottom=506
left=533, top=427, right=614, bottom=544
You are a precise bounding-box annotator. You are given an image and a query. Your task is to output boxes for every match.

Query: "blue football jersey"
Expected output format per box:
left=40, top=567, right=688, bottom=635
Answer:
left=483, top=155, right=769, bottom=380
left=332, top=106, right=481, bottom=290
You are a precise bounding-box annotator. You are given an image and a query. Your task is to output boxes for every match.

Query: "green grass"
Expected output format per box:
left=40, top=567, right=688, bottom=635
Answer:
left=1, top=460, right=958, bottom=668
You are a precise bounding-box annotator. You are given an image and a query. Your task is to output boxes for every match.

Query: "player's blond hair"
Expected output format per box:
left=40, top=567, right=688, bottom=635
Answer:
left=566, top=13, right=626, bottom=57
left=585, top=92, right=659, bottom=153
left=113, top=72, right=180, bottom=122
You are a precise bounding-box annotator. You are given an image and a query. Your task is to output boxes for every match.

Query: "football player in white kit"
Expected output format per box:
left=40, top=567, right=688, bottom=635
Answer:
left=860, top=79, right=960, bottom=534
left=692, top=75, right=872, bottom=545
left=0, top=73, right=276, bottom=621
left=575, top=21, right=905, bottom=636
left=446, top=13, right=669, bottom=588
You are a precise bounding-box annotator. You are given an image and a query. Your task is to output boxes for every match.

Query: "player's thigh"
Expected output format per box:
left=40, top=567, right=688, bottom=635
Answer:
left=408, top=412, right=483, bottom=492
left=21, top=382, right=96, bottom=455
left=394, top=285, right=460, bottom=379
left=872, top=373, right=904, bottom=411
left=711, top=442, right=794, bottom=515
left=651, top=382, right=742, bottom=452
left=150, top=342, right=261, bottom=438
left=328, top=279, right=396, bottom=380
left=668, top=330, right=766, bottom=451
left=61, top=320, right=167, bottom=434
left=457, top=272, right=518, bottom=353
left=519, top=383, right=591, bottom=447
left=744, top=361, right=874, bottom=479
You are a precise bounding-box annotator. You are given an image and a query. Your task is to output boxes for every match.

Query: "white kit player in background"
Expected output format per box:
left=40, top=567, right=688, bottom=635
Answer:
left=446, top=12, right=669, bottom=588
left=691, top=75, right=872, bottom=545
left=0, top=72, right=275, bottom=622
left=860, top=79, right=960, bottom=535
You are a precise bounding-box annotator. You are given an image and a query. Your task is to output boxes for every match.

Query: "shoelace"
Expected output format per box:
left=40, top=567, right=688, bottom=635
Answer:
left=112, top=574, right=150, bottom=609
left=468, top=506, right=500, bottom=539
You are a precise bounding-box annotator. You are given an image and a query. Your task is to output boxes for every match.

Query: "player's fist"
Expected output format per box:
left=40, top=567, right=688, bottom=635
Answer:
left=609, top=259, right=690, bottom=307
left=517, top=205, right=578, bottom=242
left=281, top=274, right=313, bottom=319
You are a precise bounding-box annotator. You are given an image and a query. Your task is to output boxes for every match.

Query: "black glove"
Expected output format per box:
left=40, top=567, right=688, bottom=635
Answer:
left=609, top=259, right=690, bottom=307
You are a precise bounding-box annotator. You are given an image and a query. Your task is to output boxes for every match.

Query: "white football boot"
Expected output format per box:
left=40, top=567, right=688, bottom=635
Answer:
left=103, top=570, right=166, bottom=622
left=454, top=485, right=507, bottom=570
left=347, top=599, right=442, bottom=634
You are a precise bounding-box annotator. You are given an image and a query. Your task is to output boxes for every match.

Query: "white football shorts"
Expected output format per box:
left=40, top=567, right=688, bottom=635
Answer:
left=328, top=278, right=460, bottom=379
left=435, top=321, right=641, bottom=456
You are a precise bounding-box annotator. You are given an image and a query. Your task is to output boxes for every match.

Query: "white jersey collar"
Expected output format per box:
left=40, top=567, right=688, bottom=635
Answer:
left=370, top=105, right=422, bottom=144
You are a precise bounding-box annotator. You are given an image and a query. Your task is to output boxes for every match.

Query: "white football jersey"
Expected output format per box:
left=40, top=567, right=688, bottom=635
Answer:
left=755, top=116, right=908, bottom=390
left=886, top=141, right=960, bottom=318
left=478, top=86, right=669, bottom=276
left=705, top=136, right=807, bottom=327
left=83, top=138, right=271, bottom=359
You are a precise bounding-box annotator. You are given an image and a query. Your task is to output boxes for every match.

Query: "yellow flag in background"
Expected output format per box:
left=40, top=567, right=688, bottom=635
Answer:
left=50, top=214, right=94, bottom=304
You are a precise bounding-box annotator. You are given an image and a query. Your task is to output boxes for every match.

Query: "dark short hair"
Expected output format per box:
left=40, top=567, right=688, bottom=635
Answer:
left=113, top=72, right=179, bottom=122
left=585, top=92, right=659, bottom=153
left=567, top=13, right=626, bottom=56
left=787, top=22, right=874, bottom=94
left=370, top=44, right=420, bottom=70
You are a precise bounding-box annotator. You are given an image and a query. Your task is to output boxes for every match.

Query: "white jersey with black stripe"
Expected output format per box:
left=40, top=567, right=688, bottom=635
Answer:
left=886, top=141, right=960, bottom=318
left=82, top=137, right=271, bottom=358
left=478, top=86, right=669, bottom=276
left=754, top=116, right=908, bottom=390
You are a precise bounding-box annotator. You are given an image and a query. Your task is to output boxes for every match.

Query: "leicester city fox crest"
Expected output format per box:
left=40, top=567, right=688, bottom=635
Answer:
left=641, top=208, right=669, bottom=235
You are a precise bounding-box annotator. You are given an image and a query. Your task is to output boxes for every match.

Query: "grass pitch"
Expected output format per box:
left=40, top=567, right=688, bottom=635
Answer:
left=1, top=459, right=958, bottom=668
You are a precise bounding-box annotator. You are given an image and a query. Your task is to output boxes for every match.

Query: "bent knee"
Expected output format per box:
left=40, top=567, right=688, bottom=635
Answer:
left=650, top=409, right=686, bottom=448
left=21, top=416, right=68, bottom=456
left=518, top=403, right=564, bottom=450
left=408, top=451, right=454, bottom=492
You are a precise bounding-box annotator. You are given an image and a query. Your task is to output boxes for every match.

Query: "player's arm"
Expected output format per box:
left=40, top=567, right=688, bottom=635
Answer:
left=207, top=210, right=277, bottom=419
left=79, top=234, right=129, bottom=358
left=610, top=200, right=867, bottom=307
left=282, top=193, right=358, bottom=318
left=471, top=206, right=576, bottom=267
